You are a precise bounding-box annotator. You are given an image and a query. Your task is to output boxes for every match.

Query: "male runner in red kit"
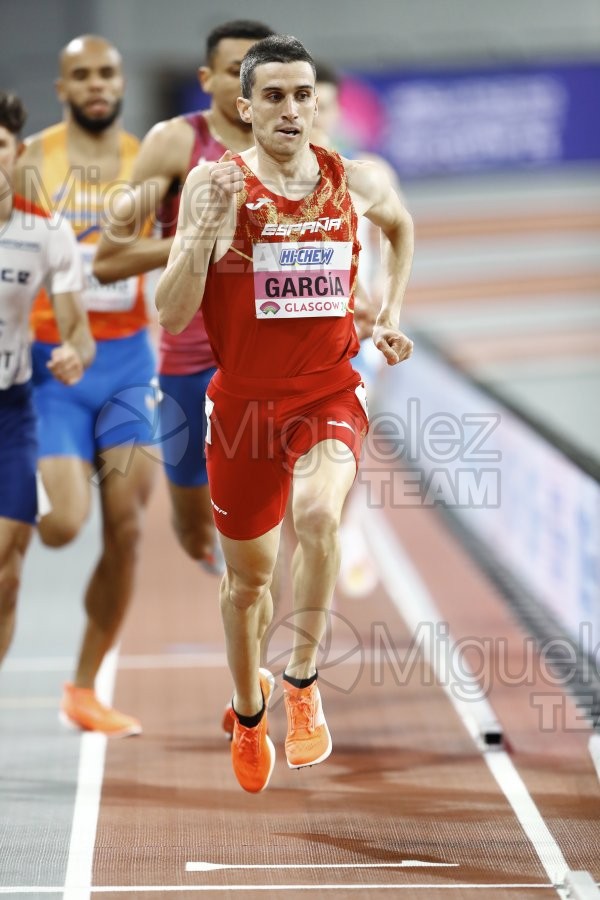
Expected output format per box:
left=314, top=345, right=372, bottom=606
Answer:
left=156, top=35, right=414, bottom=793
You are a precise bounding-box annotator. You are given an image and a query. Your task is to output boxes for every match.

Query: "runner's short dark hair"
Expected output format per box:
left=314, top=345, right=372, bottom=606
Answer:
left=0, top=91, right=27, bottom=137
left=206, top=20, right=275, bottom=65
left=240, top=35, right=316, bottom=99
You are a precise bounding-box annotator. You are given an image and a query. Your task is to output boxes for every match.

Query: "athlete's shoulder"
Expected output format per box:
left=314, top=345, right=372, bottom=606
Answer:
left=24, top=122, right=65, bottom=154
left=12, top=193, right=51, bottom=219
left=343, top=154, right=392, bottom=193
left=181, top=109, right=209, bottom=130
left=185, top=157, right=217, bottom=187
left=120, top=129, right=141, bottom=152
left=137, top=115, right=196, bottom=177
left=357, top=151, right=401, bottom=194
left=144, top=114, right=196, bottom=148
left=19, top=133, right=43, bottom=167
left=18, top=123, right=64, bottom=182
left=8, top=194, right=77, bottom=259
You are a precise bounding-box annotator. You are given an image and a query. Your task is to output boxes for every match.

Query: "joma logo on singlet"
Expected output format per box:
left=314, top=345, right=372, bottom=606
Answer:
left=246, top=197, right=274, bottom=211
left=262, top=217, right=342, bottom=237
left=1, top=269, right=30, bottom=284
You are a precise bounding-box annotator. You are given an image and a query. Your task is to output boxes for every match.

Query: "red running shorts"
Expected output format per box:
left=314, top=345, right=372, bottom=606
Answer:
left=205, top=375, right=368, bottom=540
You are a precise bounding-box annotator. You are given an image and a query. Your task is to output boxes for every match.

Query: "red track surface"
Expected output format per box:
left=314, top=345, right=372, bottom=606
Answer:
left=91, top=449, right=599, bottom=898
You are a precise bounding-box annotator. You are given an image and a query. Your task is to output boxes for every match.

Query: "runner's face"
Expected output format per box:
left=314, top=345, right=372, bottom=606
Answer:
left=240, top=61, right=317, bottom=158
left=57, top=42, right=124, bottom=132
left=201, top=38, right=261, bottom=125
left=0, top=126, right=19, bottom=193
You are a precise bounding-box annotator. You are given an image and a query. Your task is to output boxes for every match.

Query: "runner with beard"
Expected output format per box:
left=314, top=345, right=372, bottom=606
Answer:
left=15, top=36, right=156, bottom=737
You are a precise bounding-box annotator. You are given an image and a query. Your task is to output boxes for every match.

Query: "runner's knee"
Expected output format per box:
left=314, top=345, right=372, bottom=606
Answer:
left=0, top=568, right=19, bottom=613
left=37, top=511, right=85, bottom=547
left=105, top=513, right=143, bottom=558
left=225, top=570, right=272, bottom=612
left=294, top=500, right=339, bottom=550
left=173, top=515, right=214, bottom=561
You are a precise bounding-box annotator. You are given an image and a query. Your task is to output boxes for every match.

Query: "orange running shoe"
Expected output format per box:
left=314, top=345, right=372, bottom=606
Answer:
left=283, top=677, right=332, bottom=769
left=222, top=667, right=272, bottom=740
left=221, top=701, right=235, bottom=740
left=231, top=669, right=275, bottom=793
left=59, top=683, right=142, bottom=738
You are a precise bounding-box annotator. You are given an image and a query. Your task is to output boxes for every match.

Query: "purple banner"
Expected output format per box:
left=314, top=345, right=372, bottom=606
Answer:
left=337, top=62, right=600, bottom=178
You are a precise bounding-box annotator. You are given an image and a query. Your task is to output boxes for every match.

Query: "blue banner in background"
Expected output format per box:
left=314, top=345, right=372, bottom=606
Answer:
left=337, top=63, right=600, bottom=178
left=175, top=62, right=600, bottom=179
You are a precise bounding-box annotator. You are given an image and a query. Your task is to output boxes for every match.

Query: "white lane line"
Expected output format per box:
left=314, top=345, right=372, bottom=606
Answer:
left=0, top=884, right=572, bottom=893
left=588, top=735, right=600, bottom=785
left=564, top=871, right=600, bottom=899
left=2, top=649, right=403, bottom=675
left=484, top=753, right=574, bottom=888
left=0, top=696, right=58, bottom=708
left=363, top=507, right=501, bottom=747
left=3, top=656, right=77, bottom=672
left=62, top=646, right=119, bottom=900
left=116, top=653, right=227, bottom=669
left=364, top=506, right=570, bottom=894
left=186, top=861, right=458, bottom=871
left=0, top=653, right=228, bottom=672
left=0, top=652, right=227, bottom=673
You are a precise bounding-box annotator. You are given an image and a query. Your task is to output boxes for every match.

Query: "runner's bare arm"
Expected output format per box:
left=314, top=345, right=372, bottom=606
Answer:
left=155, top=152, right=240, bottom=334
left=94, top=119, right=193, bottom=282
left=346, top=158, right=414, bottom=365
left=352, top=279, right=378, bottom=341
left=49, top=291, right=96, bottom=385
left=354, top=151, right=404, bottom=335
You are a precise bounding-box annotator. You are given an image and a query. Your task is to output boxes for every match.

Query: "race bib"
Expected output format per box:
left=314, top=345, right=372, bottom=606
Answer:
left=0, top=330, right=29, bottom=388
left=253, top=241, right=352, bottom=319
left=80, top=245, right=138, bottom=313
